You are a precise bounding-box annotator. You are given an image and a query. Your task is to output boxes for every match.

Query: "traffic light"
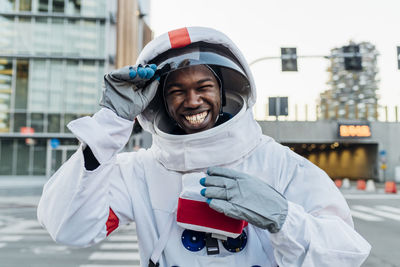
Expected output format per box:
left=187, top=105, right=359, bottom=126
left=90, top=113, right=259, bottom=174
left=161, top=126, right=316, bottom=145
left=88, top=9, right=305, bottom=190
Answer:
left=268, top=97, right=288, bottom=116
left=397, top=46, right=400, bottom=70
left=281, top=48, right=297, bottom=71
left=343, top=45, right=362, bottom=71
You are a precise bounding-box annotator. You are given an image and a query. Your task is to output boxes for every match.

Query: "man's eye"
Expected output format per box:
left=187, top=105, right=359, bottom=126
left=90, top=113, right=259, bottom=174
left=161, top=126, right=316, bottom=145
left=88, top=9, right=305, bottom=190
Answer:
left=198, top=85, right=213, bottom=90
left=168, top=89, right=183, bottom=95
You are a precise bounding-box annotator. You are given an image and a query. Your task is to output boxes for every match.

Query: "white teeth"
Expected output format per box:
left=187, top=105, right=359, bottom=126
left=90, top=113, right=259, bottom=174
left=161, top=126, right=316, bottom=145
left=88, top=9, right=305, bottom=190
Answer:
left=185, top=111, right=208, bottom=125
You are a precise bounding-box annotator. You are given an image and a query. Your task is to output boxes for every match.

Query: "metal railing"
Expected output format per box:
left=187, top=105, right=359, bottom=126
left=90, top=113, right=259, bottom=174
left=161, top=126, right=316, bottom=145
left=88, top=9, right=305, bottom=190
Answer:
left=256, top=103, right=400, bottom=122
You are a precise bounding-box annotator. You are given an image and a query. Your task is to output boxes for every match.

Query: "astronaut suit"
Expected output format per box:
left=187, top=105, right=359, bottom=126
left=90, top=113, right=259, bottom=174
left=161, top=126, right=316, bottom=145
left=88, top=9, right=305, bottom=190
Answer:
left=37, top=27, right=370, bottom=267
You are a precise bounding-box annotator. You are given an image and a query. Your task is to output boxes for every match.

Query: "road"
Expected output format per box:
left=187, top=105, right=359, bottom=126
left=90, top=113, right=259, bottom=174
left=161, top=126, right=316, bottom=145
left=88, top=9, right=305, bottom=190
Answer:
left=345, top=193, right=400, bottom=267
left=0, top=179, right=399, bottom=266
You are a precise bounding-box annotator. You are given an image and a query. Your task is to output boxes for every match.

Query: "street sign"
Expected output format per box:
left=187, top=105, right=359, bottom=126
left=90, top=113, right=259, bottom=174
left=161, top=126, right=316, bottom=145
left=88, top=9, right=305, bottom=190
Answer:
left=50, top=138, right=60, bottom=149
left=269, top=97, right=288, bottom=116
left=338, top=123, right=371, bottom=138
left=20, top=126, right=34, bottom=135
left=281, top=48, right=298, bottom=71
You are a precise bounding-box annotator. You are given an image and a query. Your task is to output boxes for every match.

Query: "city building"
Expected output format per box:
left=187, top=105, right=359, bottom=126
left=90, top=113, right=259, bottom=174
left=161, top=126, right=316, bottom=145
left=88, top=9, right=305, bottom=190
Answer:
left=319, top=41, right=379, bottom=121
left=0, top=0, right=152, bottom=176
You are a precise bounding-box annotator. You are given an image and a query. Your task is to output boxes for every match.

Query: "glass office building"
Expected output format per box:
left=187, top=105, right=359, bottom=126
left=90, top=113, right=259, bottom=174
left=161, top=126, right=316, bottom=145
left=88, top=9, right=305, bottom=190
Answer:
left=0, top=0, right=115, bottom=176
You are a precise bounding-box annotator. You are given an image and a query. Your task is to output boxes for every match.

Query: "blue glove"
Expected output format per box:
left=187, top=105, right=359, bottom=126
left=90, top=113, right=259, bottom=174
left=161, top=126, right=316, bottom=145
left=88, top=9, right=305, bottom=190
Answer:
left=200, top=167, right=288, bottom=233
left=100, top=64, right=159, bottom=121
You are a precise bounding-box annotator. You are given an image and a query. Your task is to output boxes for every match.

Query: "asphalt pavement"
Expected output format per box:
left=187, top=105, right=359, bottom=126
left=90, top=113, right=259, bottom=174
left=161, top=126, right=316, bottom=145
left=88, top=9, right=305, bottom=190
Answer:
left=0, top=177, right=399, bottom=267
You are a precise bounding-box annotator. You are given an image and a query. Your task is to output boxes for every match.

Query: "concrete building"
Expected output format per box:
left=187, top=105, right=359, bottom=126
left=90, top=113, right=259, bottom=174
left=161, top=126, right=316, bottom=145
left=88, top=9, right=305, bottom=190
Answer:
left=319, top=42, right=379, bottom=121
left=259, top=120, right=400, bottom=183
left=0, top=0, right=152, bottom=176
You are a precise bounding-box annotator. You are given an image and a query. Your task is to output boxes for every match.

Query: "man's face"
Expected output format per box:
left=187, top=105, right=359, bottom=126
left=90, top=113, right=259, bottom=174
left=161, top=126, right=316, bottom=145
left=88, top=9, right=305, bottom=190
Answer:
left=164, top=65, right=221, bottom=134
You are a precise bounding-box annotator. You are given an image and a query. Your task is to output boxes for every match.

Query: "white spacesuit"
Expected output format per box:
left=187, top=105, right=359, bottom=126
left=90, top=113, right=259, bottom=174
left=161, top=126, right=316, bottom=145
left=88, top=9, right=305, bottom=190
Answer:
left=37, top=27, right=370, bottom=267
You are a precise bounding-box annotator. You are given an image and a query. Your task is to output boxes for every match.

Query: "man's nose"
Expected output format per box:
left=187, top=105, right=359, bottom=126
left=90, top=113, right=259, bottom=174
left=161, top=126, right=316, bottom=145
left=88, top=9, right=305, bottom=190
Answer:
left=184, top=89, right=202, bottom=108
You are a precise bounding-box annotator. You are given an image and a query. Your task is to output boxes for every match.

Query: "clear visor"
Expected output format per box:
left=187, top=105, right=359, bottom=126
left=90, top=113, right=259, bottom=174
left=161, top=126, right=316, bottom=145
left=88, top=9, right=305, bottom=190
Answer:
left=141, top=42, right=251, bottom=133
left=150, top=43, right=247, bottom=80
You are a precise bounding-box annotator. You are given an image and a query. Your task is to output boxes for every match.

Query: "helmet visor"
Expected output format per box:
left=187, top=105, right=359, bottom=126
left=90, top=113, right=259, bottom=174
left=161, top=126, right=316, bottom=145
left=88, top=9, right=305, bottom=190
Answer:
left=150, top=42, right=247, bottom=80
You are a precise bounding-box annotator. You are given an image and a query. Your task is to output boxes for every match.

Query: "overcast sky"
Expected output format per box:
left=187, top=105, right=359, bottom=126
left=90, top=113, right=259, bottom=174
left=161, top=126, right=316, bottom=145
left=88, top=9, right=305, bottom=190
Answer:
left=150, top=0, right=400, bottom=120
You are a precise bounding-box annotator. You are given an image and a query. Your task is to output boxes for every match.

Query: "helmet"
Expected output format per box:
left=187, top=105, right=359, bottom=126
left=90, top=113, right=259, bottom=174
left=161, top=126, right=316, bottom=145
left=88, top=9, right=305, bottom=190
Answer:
left=136, top=27, right=256, bottom=134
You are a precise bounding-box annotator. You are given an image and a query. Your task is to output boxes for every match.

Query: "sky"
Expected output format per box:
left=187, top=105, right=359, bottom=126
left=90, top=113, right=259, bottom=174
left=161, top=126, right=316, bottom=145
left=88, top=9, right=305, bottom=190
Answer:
left=149, top=0, right=400, bottom=120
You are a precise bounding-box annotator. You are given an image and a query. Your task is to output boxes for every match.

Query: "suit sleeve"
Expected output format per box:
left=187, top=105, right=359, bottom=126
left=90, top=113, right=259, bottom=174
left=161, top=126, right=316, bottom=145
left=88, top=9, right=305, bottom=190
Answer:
left=37, top=108, right=136, bottom=247
left=269, top=151, right=371, bottom=267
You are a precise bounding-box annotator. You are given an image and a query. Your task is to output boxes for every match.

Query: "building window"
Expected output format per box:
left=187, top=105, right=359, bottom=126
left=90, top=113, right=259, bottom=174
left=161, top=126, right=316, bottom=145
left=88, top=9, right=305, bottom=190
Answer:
left=48, top=59, right=63, bottom=112
left=29, top=59, right=48, bottom=111
left=13, top=112, right=27, bottom=132
left=16, top=139, right=29, bottom=175
left=50, top=18, right=64, bottom=55
left=0, top=139, right=14, bottom=174
left=19, top=0, right=32, bottom=11
left=47, top=113, right=60, bottom=132
left=0, top=16, right=15, bottom=54
left=31, top=112, right=44, bottom=132
left=52, top=0, right=65, bottom=13
left=0, top=58, right=13, bottom=132
left=16, top=17, right=32, bottom=54
left=37, top=0, right=49, bottom=12
left=33, top=138, right=46, bottom=175
left=33, top=17, right=49, bottom=54
left=15, top=60, right=29, bottom=110
left=67, top=0, right=81, bottom=15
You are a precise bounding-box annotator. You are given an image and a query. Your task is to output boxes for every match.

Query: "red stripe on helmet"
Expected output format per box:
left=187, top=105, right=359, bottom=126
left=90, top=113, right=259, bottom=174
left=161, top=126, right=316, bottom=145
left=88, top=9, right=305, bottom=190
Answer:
left=106, top=208, right=119, bottom=236
left=168, top=27, right=191, bottom=49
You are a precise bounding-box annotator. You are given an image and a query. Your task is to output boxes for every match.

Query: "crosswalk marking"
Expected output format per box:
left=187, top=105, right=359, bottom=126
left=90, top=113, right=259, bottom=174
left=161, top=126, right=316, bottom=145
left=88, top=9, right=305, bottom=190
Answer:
left=88, top=252, right=140, bottom=261
left=375, top=205, right=400, bottom=214
left=344, top=194, right=400, bottom=200
left=350, top=210, right=384, bottom=221
left=352, top=205, right=400, bottom=221
left=99, top=243, right=139, bottom=250
left=0, top=235, right=23, bottom=241
left=0, top=220, right=46, bottom=234
left=80, top=265, right=136, bottom=267
left=107, top=235, right=137, bottom=242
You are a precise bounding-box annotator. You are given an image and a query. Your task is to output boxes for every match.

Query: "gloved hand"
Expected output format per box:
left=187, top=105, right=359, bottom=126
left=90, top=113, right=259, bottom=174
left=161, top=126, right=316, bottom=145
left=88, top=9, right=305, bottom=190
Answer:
left=100, top=64, right=159, bottom=121
left=200, top=167, right=288, bottom=233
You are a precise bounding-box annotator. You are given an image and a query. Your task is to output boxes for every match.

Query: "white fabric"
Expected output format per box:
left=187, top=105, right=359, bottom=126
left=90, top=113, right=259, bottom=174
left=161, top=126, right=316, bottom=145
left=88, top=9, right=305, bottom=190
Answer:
left=150, top=209, right=176, bottom=265
left=37, top=26, right=370, bottom=267
left=180, top=172, right=207, bottom=202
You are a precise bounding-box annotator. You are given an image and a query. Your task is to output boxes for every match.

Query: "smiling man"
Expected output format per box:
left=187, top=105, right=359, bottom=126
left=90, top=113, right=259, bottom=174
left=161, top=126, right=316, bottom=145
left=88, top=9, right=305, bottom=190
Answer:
left=38, top=27, right=370, bottom=267
left=164, top=64, right=223, bottom=134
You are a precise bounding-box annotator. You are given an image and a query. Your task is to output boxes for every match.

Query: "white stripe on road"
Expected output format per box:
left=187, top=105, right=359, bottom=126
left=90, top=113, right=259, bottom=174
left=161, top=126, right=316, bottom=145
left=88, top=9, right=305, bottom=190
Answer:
left=0, top=220, right=44, bottom=234
left=352, top=205, right=400, bottom=221
left=107, top=235, right=137, bottom=242
left=350, top=210, right=384, bottom=221
left=344, top=194, right=400, bottom=199
left=0, top=235, right=23, bottom=241
left=99, top=243, right=139, bottom=250
left=0, top=243, right=6, bottom=248
left=88, top=252, right=140, bottom=261
left=0, top=229, right=47, bottom=235
left=375, top=205, right=400, bottom=214
left=80, top=265, right=137, bottom=267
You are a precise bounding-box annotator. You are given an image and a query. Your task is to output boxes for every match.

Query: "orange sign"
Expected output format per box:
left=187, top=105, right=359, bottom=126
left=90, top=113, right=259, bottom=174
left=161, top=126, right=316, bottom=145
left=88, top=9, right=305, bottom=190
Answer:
left=20, top=127, right=35, bottom=135
left=339, top=124, right=371, bottom=138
